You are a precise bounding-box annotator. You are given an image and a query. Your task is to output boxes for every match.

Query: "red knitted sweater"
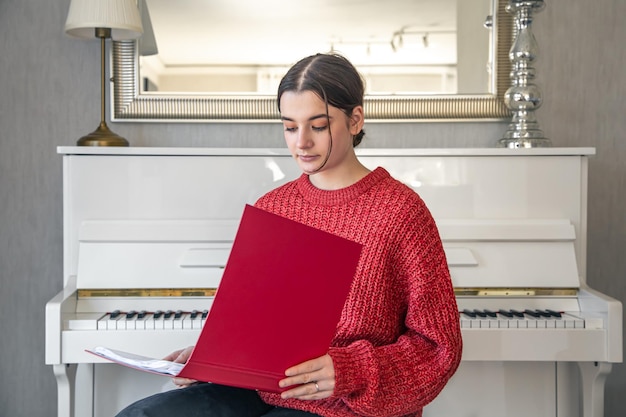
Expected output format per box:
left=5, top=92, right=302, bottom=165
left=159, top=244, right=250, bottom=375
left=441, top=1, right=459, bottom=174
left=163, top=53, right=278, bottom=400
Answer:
left=255, top=167, right=462, bottom=417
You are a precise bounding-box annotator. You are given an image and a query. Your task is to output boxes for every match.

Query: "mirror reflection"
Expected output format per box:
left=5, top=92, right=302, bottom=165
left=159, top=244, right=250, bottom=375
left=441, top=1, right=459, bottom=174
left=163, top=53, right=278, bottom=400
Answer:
left=140, top=0, right=494, bottom=95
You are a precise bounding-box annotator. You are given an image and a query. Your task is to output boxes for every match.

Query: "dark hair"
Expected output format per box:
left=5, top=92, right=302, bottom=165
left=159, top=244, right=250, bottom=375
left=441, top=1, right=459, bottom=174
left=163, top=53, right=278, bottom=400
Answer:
left=277, top=53, right=366, bottom=147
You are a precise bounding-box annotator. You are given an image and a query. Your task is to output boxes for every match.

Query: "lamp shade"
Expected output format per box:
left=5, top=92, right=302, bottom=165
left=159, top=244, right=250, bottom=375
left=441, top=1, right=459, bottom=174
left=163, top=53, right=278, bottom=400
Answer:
left=65, top=0, right=143, bottom=40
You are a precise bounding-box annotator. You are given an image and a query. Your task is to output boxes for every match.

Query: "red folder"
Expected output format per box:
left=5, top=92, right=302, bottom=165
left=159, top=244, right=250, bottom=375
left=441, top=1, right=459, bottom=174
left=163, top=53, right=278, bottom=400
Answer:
left=90, top=204, right=360, bottom=393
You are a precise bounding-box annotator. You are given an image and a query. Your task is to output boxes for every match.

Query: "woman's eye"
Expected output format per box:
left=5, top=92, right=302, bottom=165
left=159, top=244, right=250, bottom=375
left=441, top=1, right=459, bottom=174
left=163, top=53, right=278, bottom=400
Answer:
left=284, top=126, right=296, bottom=132
left=312, top=125, right=328, bottom=132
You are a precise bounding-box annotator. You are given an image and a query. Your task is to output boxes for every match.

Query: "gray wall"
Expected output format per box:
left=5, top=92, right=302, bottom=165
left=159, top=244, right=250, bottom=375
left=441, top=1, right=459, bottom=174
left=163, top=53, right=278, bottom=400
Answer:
left=1, top=0, right=624, bottom=416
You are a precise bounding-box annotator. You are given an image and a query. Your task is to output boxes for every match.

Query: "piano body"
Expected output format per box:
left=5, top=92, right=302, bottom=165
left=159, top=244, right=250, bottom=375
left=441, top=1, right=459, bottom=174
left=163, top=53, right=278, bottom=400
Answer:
left=46, top=147, right=622, bottom=417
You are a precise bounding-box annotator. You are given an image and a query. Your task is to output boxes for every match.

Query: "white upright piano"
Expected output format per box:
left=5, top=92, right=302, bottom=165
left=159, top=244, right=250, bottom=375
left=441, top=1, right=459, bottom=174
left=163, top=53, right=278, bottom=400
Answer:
left=46, top=147, right=622, bottom=417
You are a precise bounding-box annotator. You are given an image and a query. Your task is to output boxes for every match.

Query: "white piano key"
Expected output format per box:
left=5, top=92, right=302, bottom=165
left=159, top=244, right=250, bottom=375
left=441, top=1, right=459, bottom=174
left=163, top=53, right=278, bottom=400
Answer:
left=162, top=318, right=174, bottom=330
left=561, top=313, right=586, bottom=329
left=564, top=318, right=576, bottom=329
left=115, top=318, right=127, bottom=330
left=497, top=319, right=511, bottom=329
left=124, top=319, right=137, bottom=330
left=106, top=316, right=122, bottom=330
left=143, top=316, right=155, bottom=330
left=161, top=311, right=176, bottom=329
left=181, top=315, right=195, bottom=329
left=133, top=317, right=146, bottom=330
left=585, top=317, right=604, bottom=329
left=68, top=318, right=99, bottom=330
left=153, top=317, right=165, bottom=330
left=97, top=319, right=107, bottom=330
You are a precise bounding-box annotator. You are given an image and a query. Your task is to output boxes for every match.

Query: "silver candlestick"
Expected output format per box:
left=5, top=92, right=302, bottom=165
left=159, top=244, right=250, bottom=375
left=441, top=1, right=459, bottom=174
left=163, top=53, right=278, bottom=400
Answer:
left=498, top=0, right=551, bottom=148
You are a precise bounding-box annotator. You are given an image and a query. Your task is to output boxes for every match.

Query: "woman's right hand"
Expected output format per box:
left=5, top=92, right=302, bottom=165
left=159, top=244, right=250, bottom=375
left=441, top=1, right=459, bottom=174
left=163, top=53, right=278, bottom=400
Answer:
left=164, top=346, right=197, bottom=388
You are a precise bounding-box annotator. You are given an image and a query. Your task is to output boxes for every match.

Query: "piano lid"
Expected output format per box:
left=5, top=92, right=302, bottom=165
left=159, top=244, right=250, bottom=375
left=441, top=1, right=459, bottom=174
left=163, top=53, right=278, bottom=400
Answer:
left=76, top=219, right=238, bottom=290
left=439, top=218, right=580, bottom=290
left=75, top=217, right=580, bottom=292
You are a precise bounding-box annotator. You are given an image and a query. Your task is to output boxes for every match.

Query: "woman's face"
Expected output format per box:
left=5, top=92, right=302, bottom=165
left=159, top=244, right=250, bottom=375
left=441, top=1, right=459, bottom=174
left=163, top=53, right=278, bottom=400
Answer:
left=279, top=90, right=362, bottom=175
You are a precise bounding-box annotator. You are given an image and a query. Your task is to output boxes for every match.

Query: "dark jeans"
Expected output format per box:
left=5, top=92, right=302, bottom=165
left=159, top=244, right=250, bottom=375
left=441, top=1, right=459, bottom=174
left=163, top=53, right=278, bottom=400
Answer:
left=115, top=383, right=321, bottom=417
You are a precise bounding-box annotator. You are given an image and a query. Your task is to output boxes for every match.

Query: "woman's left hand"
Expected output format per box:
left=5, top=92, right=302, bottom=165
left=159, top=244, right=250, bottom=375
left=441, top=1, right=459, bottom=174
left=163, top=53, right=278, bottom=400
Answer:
left=278, top=354, right=335, bottom=400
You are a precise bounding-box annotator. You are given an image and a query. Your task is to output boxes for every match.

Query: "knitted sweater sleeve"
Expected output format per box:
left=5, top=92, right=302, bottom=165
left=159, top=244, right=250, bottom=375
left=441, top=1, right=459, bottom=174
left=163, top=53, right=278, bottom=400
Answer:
left=328, top=199, right=462, bottom=416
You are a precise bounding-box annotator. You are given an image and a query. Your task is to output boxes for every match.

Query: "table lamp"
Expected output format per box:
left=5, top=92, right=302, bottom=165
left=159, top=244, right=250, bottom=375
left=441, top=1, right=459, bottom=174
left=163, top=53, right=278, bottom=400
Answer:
left=64, top=0, right=143, bottom=146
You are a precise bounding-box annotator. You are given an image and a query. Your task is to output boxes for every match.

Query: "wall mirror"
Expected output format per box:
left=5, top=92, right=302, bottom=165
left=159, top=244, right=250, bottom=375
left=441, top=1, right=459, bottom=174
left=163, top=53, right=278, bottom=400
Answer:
left=112, top=0, right=512, bottom=122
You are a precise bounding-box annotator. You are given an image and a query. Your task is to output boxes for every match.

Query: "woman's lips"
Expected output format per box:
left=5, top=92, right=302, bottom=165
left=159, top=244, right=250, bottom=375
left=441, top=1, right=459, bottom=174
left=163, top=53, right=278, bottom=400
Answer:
left=299, top=155, right=318, bottom=163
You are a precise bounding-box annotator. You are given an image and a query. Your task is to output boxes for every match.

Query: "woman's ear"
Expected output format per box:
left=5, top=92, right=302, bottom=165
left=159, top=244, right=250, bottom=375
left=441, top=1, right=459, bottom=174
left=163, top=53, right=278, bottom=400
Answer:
left=349, top=106, right=365, bottom=135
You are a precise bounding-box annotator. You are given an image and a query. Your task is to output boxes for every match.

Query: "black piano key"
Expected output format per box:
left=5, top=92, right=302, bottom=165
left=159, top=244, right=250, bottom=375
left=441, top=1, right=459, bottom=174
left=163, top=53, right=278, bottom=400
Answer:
left=174, top=310, right=183, bottom=319
left=472, top=309, right=487, bottom=318
left=202, top=309, right=209, bottom=318
left=164, top=310, right=173, bottom=319
left=483, top=309, right=497, bottom=318
left=126, top=310, right=137, bottom=319
left=109, top=309, right=121, bottom=319
left=190, top=310, right=199, bottom=319
left=534, top=309, right=552, bottom=318
left=153, top=310, right=163, bottom=319
left=137, top=310, right=147, bottom=319
left=546, top=309, right=562, bottom=318
left=523, top=309, right=541, bottom=318
left=497, top=309, right=513, bottom=318
left=461, top=309, right=476, bottom=318
left=509, top=309, right=525, bottom=318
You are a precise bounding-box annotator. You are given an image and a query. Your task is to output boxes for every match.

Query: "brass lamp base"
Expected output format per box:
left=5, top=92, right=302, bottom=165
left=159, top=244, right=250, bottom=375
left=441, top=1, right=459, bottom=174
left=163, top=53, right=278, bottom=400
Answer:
left=77, top=121, right=129, bottom=147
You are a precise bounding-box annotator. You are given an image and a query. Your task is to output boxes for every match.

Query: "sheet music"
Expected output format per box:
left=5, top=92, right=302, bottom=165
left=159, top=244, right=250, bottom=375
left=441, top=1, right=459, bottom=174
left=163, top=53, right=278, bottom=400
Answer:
left=87, top=346, right=184, bottom=376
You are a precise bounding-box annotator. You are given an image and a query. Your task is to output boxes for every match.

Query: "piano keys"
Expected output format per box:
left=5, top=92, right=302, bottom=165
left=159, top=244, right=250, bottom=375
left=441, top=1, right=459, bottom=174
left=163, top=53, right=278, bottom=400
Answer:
left=71, top=307, right=587, bottom=331
left=77, top=309, right=210, bottom=331
left=46, top=147, right=622, bottom=417
left=459, top=309, right=586, bottom=328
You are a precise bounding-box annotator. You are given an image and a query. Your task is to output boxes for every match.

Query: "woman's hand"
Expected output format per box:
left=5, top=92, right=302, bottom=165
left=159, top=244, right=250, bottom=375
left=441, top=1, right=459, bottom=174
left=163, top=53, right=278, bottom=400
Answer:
left=279, top=354, right=335, bottom=400
left=164, top=346, right=197, bottom=388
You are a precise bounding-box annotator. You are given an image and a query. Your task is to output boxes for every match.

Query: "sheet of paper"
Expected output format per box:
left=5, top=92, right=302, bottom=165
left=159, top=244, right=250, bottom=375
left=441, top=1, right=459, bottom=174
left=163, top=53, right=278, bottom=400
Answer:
left=87, top=346, right=183, bottom=376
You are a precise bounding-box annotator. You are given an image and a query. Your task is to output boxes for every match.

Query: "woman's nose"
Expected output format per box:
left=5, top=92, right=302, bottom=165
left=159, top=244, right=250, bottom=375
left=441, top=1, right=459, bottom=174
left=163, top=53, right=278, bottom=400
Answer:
left=295, top=129, right=312, bottom=148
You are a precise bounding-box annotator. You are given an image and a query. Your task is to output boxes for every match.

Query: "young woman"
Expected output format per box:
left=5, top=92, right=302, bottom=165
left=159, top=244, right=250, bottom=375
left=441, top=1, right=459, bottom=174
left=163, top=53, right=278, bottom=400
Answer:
left=116, top=53, right=462, bottom=417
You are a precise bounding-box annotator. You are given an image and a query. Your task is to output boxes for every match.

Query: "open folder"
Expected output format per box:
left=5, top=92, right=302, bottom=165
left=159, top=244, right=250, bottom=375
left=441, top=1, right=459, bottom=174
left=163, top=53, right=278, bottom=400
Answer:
left=87, top=204, right=362, bottom=393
